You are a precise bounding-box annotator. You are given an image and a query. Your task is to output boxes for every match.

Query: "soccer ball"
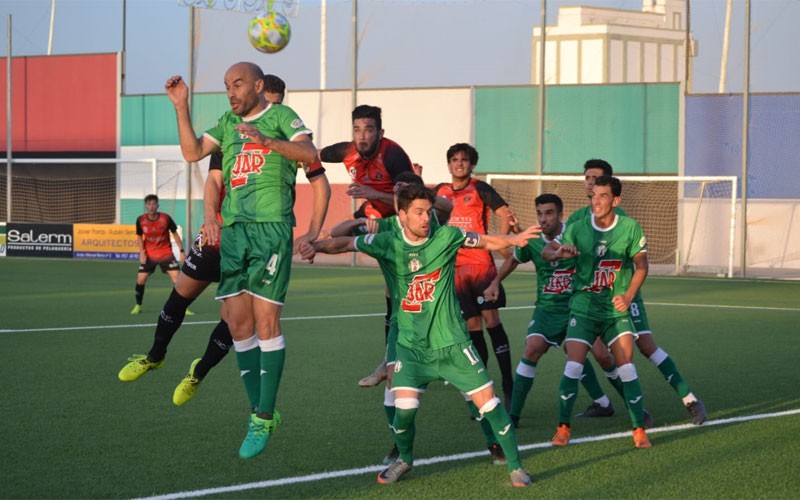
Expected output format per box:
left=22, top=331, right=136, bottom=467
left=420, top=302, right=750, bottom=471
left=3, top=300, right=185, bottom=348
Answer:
left=248, top=12, right=291, bottom=54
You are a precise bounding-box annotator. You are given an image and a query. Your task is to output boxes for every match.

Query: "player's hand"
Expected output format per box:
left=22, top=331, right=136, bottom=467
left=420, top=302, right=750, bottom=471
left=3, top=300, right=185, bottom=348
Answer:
left=139, top=252, right=147, bottom=265
left=514, top=225, right=542, bottom=247
left=346, top=183, right=381, bottom=201
left=293, top=232, right=316, bottom=255
left=484, top=281, right=500, bottom=302
left=164, top=76, right=189, bottom=106
left=297, top=240, right=316, bottom=263
left=412, top=163, right=424, bottom=176
left=203, top=218, right=221, bottom=247
left=555, top=244, right=579, bottom=259
left=364, top=218, right=380, bottom=234
left=234, top=123, right=270, bottom=147
left=507, top=207, right=521, bottom=234
left=612, top=294, right=632, bottom=313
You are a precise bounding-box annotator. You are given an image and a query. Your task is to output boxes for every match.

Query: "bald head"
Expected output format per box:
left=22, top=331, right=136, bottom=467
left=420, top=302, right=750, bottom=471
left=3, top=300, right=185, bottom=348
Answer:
left=224, top=62, right=266, bottom=116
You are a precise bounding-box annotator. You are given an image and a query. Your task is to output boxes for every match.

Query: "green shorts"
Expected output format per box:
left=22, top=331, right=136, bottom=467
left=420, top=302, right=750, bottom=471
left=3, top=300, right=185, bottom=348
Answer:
left=565, top=313, right=636, bottom=347
left=526, top=306, right=570, bottom=347
left=216, top=222, right=293, bottom=304
left=629, top=296, right=651, bottom=334
left=392, top=341, right=493, bottom=396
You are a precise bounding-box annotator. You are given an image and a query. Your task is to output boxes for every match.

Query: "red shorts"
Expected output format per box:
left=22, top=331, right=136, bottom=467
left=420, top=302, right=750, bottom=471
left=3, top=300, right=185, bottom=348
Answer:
left=454, top=264, right=506, bottom=320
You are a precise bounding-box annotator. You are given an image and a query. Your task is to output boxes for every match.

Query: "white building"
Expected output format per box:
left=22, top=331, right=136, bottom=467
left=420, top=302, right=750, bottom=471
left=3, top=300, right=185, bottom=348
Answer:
left=532, top=0, right=695, bottom=85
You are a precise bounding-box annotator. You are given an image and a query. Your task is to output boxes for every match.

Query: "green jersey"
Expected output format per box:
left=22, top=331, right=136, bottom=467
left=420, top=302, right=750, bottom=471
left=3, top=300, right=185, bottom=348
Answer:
left=560, top=214, right=647, bottom=320
left=354, top=224, right=474, bottom=351
left=357, top=214, right=444, bottom=321
left=204, top=103, right=312, bottom=226
left=513, top=223, right=574, bottom=314
left=566, top=205, right=626, bottom=226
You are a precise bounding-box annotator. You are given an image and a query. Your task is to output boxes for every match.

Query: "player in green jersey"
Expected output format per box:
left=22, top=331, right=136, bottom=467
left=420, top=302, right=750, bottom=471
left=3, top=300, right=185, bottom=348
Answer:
left=544, top=176, right=652, bottom=448
left=484, top=193, right=617, bottom=428
left=165, top=62, right=331, bottom=459
left=299, top=184, right=538, bottom=487
left=571, top=159, right=707, bottom=425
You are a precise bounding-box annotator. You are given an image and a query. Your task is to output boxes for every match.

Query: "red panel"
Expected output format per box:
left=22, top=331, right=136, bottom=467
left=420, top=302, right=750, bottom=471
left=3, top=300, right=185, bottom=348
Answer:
left=292, top=184, right=354, bottom=240
left=0, top=53, right=117, bottom=152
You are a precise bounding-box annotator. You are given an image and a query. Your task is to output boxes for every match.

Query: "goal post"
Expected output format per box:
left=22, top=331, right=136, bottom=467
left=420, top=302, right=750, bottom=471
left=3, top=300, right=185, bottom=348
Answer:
left=485, top=174, right=737, bottom=278
left=0, top=158, right=205, bottom=244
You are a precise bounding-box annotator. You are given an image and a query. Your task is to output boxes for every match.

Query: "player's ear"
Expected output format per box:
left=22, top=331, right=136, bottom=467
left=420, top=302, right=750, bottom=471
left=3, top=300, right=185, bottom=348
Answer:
left=379, top=128, right=385, bottom=139
left=612, top=196, right=621, bottom=207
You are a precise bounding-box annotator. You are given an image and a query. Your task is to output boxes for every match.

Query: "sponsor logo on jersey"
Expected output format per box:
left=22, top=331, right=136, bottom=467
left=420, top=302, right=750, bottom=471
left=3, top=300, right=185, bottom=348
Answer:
left=542, top=268, right=575, bottom=294
left=290, top=118, right=304, bottom=129
left=348, top=166, right=357, bottom=179
left=394, top=360, right=403, bottom=372
left=569, top=317, right=577, bottom=327
left=231, top=142, right=272, bottom=188
left=639, top=235, right=647, bottom=248
left=401, top=269, right=442, bottom=313
left=582, top=259, right=623, bottom=293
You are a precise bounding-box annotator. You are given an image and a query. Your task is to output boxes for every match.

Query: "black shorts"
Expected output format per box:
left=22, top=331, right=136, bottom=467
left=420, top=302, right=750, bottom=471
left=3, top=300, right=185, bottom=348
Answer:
left=181, top=243, right=221, bottom=283
left=455, top=264, right=506, bottom=319
left=138, top=257, right=180, bottom=274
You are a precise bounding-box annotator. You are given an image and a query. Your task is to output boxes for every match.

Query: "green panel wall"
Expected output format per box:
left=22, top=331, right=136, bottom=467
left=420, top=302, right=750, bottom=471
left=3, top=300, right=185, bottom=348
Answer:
left=475, top=84, right=679, bottom=174
left=474, top=87, right=539, bottom=173
left=121, top=93, right=229, bottom=147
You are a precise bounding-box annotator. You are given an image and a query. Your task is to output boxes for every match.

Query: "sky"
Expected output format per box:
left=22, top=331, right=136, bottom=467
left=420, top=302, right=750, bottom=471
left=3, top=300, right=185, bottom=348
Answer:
left=0, top=0, right=798, bottom=95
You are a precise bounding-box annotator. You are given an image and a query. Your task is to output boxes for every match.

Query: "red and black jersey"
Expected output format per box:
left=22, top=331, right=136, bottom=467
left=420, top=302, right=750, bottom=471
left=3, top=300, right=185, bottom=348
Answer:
left=435, top=178, right=508, bottom=266
left=136, top=212, right=178, bottom=261
left=320, top=137, right=412, bottom=218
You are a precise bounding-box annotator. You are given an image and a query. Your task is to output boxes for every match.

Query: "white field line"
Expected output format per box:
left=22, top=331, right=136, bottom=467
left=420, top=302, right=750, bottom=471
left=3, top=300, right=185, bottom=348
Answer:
left=133, top=408, right=800, bottom=500
left=2, top=301, right=799, bottom=334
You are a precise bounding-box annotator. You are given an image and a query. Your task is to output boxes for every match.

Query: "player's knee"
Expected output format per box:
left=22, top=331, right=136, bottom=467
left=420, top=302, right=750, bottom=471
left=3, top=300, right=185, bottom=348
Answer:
left=232, top=334, right=259, bottom=352
left=564, top=360, right=584, bottom=379
left=395, top=397, right=420, bottom=410
left=617, top=363, right=638, bottom=382
left=478, top=396, right=501, bottom=415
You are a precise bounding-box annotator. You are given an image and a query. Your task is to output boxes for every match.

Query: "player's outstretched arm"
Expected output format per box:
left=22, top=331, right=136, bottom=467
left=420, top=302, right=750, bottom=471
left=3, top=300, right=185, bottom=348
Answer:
left=475, top=225, right=541, bottom=252
left=329, top=217, right=368, bottom=238
left=299, top=236, right=356, bottom=262
left=165, top=76, right=216, bottom=162
left=346, top=183, right=395, bottom=207
left=234, top=125, right=317, bottom=163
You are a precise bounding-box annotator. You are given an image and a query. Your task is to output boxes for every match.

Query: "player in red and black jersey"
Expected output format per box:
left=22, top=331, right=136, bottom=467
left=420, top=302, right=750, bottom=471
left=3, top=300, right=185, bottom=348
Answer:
left=319, top=105, right=415, bottom=387
left=132, top=194, right=185, bottom=314
left=434, top=143, right=518, bottom=408
left=319, top=104, right=414, bottom=219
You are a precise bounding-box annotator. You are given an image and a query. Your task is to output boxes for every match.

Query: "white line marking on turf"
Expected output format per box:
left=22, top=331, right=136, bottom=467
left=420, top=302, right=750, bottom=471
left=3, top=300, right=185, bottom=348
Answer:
left=133, top=408, right=800, bottom=500
left=3, top=300, right=799, bottom=334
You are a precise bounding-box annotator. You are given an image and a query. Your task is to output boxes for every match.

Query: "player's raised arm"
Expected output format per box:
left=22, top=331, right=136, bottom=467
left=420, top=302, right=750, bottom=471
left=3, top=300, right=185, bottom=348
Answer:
left=165, top=76, right=217, bottom=162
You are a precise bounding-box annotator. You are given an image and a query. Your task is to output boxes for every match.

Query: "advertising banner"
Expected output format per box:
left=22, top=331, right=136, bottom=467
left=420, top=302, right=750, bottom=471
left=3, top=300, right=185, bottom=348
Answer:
left=0, top=223, right=6, bottom=257
left=5, top=223, right=74, bottom=258
left=73, top=224, right=138, bottom=260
